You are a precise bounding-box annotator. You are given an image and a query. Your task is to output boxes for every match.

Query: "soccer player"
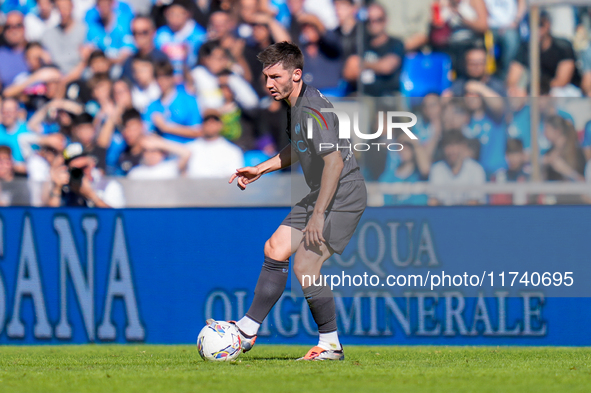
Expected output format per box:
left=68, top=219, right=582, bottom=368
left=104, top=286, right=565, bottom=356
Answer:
left=229, top=42, right=366, bottom=360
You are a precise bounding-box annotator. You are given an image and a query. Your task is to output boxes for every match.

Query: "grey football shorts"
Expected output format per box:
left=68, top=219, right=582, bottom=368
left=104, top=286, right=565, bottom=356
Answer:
left=281, top=179, right=367, bottom=255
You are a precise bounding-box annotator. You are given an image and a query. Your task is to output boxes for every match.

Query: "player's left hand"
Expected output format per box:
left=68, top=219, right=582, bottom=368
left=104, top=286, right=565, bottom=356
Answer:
left=303, top=213, right=325, bottom=248
left=229, top=166, right=262, bottom=190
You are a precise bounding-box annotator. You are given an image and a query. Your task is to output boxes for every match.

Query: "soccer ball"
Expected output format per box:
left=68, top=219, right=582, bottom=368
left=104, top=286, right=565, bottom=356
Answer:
left=197, top=320, right=242, bottom=361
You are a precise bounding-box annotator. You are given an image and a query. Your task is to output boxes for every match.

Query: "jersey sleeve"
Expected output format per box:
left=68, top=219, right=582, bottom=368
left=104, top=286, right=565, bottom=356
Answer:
left=302, top=99, right=340, bottom=156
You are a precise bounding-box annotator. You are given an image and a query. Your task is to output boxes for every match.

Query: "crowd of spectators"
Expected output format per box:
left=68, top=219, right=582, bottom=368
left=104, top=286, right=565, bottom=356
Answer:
left=0, top=0, right=591, bottom=206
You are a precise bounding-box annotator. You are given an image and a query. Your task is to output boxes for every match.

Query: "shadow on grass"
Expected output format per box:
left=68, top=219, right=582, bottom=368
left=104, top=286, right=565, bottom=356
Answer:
left=240, top=356, right=298, bottom=361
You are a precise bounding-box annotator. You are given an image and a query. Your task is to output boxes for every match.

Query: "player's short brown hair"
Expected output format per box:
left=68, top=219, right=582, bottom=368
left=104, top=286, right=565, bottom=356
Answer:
left=257, top=41, right=304, bottom=71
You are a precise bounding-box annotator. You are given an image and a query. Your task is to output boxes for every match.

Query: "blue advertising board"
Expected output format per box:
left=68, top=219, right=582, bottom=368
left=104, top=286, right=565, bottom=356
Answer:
left=0, top=206, right=590, bottom=346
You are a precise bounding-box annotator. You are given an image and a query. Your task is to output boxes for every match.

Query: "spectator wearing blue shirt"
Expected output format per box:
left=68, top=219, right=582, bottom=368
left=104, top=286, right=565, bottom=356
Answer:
left=268, top=0, right=291, bottom=27
left=86, top=0, right=134, bottom=68
left=1, top=0, right=36, bottom=15
left=464, top=93, right=507, bottom=177
left=412, top=93, right=443, bottom=168
left=121, top=16, right=169, bottom=82
left=144, top=60, right=202, bottom=143
left=507, top=85, right=574, bottom=157
left=0, top=98, right=30, bottom=174
left=0, top=11, right=29, bottom=89
left=490, top=138, right=530, bottom=205
left=84, top=0, right=134, bottom=27
left=154, top=0, right=206, bottom=78
left=379, top=140, right=429, bottom=206
left=581, top=120, right=591, bottom=163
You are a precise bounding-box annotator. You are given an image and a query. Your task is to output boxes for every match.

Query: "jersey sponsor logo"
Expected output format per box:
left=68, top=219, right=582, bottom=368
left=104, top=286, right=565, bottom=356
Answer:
left=295, top=140, right=307, bottom=153
left=303, top=106, right=328, bottom=130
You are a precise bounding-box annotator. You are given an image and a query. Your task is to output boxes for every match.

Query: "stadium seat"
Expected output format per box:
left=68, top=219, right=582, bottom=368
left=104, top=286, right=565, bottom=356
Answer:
left=244, top=150, right=272, bottom=168
left=400, top=52, right=452, bottom=106
left=319, top=80, right=348, bottom=98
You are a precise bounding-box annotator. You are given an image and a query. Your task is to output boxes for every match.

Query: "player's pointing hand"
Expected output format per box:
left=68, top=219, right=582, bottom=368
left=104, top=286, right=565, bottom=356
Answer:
left=229, top=166, right=262, bottom=190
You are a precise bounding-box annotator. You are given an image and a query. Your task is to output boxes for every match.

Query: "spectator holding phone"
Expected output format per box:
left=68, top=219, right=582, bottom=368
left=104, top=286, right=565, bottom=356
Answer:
left=46, top=142, right=125, bottom=207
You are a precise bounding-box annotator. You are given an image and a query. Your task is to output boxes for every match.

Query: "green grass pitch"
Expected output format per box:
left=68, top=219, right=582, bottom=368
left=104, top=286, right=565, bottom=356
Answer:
left=1, top=345, right=590, bottom=393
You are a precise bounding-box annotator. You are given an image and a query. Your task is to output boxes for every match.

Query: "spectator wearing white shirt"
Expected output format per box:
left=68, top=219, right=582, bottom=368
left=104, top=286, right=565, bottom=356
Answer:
left=191, top=40, right=259, bottom=111
left=130, top=54, right=161, bottom=113
left=24, top=0, right=60, bottom=42
left=428, top=130, right=486, bottom=205
left=46, top=142, right=125, bottom=207
left=127, top=134, right=191, bottom=180
left=19, top=132, right=66, bottom=182
left=483, top=0, right=526, bottom=78
left=18, top=132, right=66, bottom=206
left=186, top=109, right=244, bottom=178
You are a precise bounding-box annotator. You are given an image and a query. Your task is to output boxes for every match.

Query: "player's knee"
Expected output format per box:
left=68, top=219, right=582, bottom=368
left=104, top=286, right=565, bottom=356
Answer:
left=292, top=260, right=305, bottom=279
left=264, top=237, right=289, bottom=261
left=293, top=261, right=322, bottom=288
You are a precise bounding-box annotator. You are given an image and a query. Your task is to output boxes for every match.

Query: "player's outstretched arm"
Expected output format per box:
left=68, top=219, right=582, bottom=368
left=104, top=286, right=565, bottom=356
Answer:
left=229, top=145, right=298, bottom=190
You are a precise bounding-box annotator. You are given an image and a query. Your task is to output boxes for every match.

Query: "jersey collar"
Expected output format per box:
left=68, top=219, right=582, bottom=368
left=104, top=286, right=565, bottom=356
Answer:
left=299, top=82, right=307, bottom=98
left=291, top=82, right=307, bottom=108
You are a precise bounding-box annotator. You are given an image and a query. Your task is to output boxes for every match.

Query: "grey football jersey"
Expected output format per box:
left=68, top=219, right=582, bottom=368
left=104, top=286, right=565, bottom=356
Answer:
left=287, top=83, right=363, bottom=191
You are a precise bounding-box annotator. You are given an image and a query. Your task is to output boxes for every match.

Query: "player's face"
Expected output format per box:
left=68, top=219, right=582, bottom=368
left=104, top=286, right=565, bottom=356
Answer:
left=263, top=63, right=295, bottom=101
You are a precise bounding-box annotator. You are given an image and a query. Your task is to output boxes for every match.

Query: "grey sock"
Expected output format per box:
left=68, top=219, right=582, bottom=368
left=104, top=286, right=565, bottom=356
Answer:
left=245, top=256, right=289, bottom=324
left=303, top=282, right=338, bottom=334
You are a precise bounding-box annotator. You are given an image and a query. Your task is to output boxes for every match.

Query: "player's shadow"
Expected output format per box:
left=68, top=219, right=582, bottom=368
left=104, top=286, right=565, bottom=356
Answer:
left=241, top=356, right=297, bottom=361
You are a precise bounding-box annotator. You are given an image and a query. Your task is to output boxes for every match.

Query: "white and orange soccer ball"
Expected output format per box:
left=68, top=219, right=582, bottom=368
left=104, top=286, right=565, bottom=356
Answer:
left=197, top=320, right=242, bottom=361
